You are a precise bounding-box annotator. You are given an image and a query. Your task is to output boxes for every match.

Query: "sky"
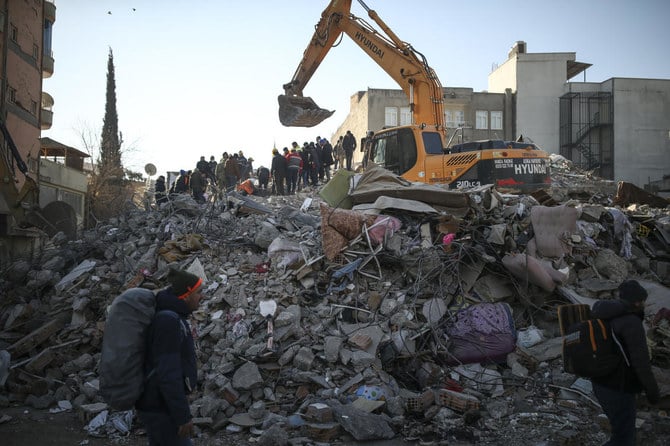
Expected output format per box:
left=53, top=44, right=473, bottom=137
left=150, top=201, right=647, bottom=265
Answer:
left=42, top=0, right=670, bottom=178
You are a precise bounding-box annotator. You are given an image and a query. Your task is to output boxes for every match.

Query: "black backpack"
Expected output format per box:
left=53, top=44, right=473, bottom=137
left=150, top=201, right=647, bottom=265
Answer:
left=562, top=318, right=630, bottom=378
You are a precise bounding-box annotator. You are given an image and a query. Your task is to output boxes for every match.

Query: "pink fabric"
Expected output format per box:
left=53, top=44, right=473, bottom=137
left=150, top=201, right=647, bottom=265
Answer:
left=368, top=215, right=402, bottom=246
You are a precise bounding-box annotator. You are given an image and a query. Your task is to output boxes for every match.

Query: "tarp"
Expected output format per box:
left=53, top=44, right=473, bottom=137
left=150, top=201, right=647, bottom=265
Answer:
left=352, top=196, right=439, bottom=215
left=349, top=167, right=470, bottom=217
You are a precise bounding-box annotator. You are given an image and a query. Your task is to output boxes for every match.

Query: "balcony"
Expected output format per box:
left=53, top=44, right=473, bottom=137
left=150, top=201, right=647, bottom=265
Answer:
left=45, top=1, right=56, bottom=23
left=41, top=92, right=54, bottom=130
left=42, top=52, right=54, bottom=78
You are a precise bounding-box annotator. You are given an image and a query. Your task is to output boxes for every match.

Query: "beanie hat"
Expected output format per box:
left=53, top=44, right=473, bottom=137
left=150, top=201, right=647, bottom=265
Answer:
left=168, top=268, right=202, bottom=300
left=618, top=279, right=647, bottom=303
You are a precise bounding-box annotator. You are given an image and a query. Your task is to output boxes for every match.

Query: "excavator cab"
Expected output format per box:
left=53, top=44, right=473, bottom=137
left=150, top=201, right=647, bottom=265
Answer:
left=277, top=95, right=334, bottom=128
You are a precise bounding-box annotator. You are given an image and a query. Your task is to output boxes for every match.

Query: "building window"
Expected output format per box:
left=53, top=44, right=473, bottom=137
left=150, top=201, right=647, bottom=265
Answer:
left=31, top=100, right=38, bottom=115
left=7, top=87, right=17, bottom=104
left=32, top=44, right=39, bottom=60
left=491, top=111, right=503, bottom=130
left=445, top=110, right=454, bottom=128
left=43, top=19, right=53, bottom=56
left=384, top=107, right=398, bottom=127
left=399, top=107, right=411, bottom=126
left=455, top=110, right=464, bottom=127
left=10, top=24, right=18, bottom=42
left=476, top=110, right=488, bottom=129
left=445, top=110, right=465, bottom=128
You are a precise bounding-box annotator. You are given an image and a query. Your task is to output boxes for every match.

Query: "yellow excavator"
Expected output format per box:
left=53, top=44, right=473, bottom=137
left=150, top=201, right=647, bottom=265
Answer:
left=279, top=0, right=550, bottom=191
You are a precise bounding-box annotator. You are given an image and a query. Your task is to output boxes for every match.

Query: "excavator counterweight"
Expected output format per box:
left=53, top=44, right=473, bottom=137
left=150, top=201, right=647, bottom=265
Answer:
left=277, top=95, right=334, bottom=128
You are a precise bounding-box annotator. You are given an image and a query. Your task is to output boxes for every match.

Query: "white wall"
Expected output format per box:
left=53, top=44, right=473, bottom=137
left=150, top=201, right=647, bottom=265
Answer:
left=609, top=78, right=670, bottom=186
left=490, top=52, right=576, bottom=153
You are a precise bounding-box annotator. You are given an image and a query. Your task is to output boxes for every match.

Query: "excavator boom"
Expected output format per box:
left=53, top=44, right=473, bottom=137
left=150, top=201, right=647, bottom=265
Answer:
left=279, top=0, right=445, bottom=132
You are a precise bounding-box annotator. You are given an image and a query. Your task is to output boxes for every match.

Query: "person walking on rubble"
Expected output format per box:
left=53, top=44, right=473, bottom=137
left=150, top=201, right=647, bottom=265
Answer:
left=135, top=268, right=205, bottom=446
left=590, top=279, right=660, bottom=445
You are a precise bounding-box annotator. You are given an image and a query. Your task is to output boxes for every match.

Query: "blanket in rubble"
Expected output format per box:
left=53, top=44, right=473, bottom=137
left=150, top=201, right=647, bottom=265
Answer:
left=444, top=302, right=517, bottom=365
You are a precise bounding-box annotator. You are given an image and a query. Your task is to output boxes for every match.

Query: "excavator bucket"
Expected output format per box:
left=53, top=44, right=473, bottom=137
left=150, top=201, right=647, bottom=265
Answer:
left=278, top=95, right=334, bottom=127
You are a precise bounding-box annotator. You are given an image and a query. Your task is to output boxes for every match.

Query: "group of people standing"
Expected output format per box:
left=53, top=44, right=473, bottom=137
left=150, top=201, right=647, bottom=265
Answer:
left=153, top=151, right=255, bottom=206
left=152, top=130, right=359, bottom=204
left=262, top=131, right=357, bottom=196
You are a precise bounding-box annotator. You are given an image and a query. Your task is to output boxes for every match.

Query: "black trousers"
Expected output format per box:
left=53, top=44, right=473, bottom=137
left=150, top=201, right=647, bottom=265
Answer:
left=592, top=381, right=637, bottom=445
left=137, top=410, right=192, bottom=446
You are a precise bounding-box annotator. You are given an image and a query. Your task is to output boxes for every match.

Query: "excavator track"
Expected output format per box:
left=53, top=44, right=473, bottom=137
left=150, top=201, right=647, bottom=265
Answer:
left=278, top=95, right=334, bottom=127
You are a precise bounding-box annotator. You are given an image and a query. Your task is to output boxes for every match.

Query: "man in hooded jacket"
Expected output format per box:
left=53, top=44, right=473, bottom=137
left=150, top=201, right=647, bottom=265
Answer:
left=136, top=268, right=204, bottom=446
left=590, top=279, right=659, bottom=445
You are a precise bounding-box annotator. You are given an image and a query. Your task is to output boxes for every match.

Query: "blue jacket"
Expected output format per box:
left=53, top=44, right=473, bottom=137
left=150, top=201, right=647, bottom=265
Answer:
left=136, top=288, right=197, bottom=425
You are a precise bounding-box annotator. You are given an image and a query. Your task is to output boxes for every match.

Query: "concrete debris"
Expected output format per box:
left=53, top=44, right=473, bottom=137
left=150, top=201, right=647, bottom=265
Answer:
left=1, top=163, right=670, bottom=445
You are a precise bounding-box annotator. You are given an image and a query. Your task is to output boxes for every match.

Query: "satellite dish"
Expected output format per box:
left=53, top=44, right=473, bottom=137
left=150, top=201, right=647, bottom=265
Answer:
left=144, top=163, right=157, bottom=176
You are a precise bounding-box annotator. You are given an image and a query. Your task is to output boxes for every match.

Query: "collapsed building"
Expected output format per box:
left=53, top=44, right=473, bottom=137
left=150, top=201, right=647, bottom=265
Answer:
left=1, top=155, right=669, bottom=445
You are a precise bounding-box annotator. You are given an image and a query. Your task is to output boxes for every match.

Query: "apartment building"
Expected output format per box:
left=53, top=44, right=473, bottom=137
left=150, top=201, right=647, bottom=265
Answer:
left=1, top=1, right=87, bottom=227
left=1, top=0, right=55, bottom=184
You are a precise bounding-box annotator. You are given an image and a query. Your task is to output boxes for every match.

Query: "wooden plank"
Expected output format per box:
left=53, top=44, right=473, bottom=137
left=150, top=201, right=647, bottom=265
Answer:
left=8, top=319, right=65, bottom=358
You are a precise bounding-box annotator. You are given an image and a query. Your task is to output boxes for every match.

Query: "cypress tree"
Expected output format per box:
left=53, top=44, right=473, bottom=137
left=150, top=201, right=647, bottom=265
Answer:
left=99, top=47, right=123, bottom=180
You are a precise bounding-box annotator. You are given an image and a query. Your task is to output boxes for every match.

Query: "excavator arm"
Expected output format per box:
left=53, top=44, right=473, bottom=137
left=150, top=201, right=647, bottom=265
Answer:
left=279, top=0, right=445, bottom=131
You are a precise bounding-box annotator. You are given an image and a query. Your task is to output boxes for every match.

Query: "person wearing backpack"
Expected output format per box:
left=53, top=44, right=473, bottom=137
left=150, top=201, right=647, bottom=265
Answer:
left=135, top=268, right=204, bottom=446
left=590, top=279, right=659, bottom=445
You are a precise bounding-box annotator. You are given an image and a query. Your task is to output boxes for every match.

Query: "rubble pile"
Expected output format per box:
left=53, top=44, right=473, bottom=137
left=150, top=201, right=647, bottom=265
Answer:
left=1, top=157, right=670, bottom=445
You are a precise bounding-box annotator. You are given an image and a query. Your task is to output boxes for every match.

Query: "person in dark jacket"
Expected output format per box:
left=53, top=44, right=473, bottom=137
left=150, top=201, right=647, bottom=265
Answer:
left=154, top=175, right=168, bottom=206
left=196, top=156, right=210, bottom=179
left=257, top=166, right=270, bottom=191
left=590, top=279, right=660, bottom=445
left=207, top=156, right=217, bottom=184
left=270, top=148, right=287, bottom=195
left=307, top=142, right=320, bottom=186
left=173, top=170, right=189, bottom=194
left=342, top=130, right=356, bottom=171
left=136, top=268, right=204, bottom=446
left=189, top=168, right=206, bottom=203
left=224, top=155, right=241, bottom=192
